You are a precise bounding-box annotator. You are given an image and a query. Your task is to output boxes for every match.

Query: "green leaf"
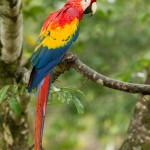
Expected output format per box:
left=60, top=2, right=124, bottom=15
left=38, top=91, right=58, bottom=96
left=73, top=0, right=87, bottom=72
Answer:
left=52, top=86, right=61, bottom=92
left=72, top=96, right=84, bottom=115
left=61, top=87, right=85, bottom=97
left=58, top=91, right=72, bottom=104
left=0, top=85, right=10, bottom=104
left=11, top=85, right=18, bottom=94
left=9, top=96, right=22, bottom=116
left=20, top=86, right=26, bottom=95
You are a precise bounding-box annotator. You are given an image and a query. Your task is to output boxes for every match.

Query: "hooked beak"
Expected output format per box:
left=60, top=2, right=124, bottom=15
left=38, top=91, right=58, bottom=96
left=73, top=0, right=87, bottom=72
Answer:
left=84, top=2, right=97, bottom=15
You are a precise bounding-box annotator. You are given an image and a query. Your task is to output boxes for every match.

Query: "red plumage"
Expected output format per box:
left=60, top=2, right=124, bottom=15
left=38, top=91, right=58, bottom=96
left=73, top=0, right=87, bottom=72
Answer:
left=42, top=2, right=84, bottom=32
left=28, top=0, right=97, bottom=150
left=34, top=72, right=51, bottom=150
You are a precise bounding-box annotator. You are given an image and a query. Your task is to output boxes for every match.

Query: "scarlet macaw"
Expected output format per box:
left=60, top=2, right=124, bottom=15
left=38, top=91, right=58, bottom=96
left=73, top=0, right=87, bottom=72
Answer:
left=28, top=0, right=97, bottom=149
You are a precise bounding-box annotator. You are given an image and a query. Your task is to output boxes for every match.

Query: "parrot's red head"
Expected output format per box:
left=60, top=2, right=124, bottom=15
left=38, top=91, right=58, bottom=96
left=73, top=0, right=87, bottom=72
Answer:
left=81, top=0, right=97, bottom=15
left=67, top=0, right=97, bottom=16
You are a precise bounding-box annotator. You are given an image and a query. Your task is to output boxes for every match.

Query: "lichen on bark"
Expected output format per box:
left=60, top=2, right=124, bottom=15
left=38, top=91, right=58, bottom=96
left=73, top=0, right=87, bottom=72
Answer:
left=0, top=0, right=23, bottom=63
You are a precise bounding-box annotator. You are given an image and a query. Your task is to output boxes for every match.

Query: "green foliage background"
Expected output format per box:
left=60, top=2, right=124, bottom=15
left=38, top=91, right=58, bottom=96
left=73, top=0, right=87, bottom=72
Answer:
left=22, top=0, right=150, bottom=149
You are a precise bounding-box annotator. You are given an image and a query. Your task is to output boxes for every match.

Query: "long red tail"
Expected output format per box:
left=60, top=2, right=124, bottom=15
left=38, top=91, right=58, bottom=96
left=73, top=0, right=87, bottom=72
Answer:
left=34, top=72, right=52, bottom=150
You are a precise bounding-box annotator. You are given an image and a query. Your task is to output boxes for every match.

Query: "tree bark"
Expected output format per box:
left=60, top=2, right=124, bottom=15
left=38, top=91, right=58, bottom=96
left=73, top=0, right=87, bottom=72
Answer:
left=0, top=0, right=29, bottom=149
left=119, top=72, right=150, bottom=150
left=0, top=0, right=23, bottom=63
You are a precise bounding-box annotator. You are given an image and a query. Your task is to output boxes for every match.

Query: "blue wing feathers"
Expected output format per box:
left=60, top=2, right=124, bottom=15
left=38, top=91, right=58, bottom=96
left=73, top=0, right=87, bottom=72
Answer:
left=32, top=46, right=66, bottom=68
left=28, top=43, right=71, bottom=92
left=28, top=27, right=79, bottom=92
left=31, top=27, right=79, bottom=68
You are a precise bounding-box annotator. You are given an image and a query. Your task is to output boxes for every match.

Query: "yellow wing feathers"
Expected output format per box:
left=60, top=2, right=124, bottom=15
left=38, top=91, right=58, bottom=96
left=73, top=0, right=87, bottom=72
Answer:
left=35, top=18, right=79, bottom=51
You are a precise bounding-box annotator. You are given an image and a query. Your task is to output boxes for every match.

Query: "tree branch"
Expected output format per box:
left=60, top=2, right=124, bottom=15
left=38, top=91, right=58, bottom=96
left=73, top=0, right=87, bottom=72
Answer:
left=16, top=54, right=150, bottom=95
left=0, top=0, right=23, bottom=63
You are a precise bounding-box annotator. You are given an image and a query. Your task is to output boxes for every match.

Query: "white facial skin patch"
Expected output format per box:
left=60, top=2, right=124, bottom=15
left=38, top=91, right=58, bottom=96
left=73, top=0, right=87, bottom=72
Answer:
left=81, top=0, right=91, bottom=11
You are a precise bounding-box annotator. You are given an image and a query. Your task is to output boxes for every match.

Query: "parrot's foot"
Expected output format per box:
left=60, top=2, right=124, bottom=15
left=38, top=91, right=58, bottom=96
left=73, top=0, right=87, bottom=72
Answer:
left=62, top=53, right=77, bottom=63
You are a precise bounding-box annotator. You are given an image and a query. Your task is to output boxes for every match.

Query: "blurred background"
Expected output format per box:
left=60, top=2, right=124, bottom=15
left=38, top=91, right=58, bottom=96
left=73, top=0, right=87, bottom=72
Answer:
left=22, top=0, right=150, bottom=149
